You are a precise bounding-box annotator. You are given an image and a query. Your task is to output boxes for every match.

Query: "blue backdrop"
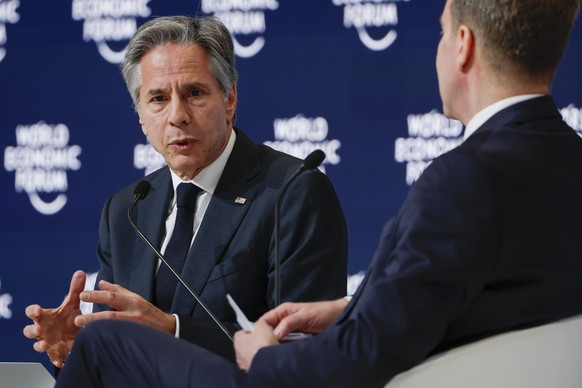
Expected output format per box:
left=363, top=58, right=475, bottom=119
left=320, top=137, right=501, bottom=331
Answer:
left=1, top=0, right=581, bottom=373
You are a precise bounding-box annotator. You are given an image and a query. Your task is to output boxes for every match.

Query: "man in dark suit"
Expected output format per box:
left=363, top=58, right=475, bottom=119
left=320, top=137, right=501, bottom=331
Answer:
left=23, top=16, right=347, bottom=367
left=54, top=0, right=582, bottom=387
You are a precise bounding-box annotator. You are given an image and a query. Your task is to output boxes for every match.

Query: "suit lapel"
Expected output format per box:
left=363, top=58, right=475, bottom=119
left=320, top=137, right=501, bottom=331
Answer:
left=172, top=130, right=262, bottom=315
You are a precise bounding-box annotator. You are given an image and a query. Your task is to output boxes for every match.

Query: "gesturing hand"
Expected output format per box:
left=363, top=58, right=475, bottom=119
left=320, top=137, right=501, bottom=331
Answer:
left=75, top=279, right=176, bottom=335
left=23, top=270, right=86, bottom=368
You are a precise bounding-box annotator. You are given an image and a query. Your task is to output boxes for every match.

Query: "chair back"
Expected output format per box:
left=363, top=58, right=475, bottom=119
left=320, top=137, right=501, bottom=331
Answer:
left=385, top=314, right=582, bottom=388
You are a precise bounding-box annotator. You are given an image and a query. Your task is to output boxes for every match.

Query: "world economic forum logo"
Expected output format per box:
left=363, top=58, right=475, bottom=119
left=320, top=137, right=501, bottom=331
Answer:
left=201, top=0, right=278, bottom=58
left=394, top=110, right=463, bottom=185
left=3, top=122, right=82, bottom=215
left=72, top=0, right=152, bottom=64
left=0, top=278, right=13, bottom=320
left=560, top=104, right=582, bottom=139
left=333, top=0, right=409, bottom=51
left=134, top=140, right=165, bottom=176
left=0, top=0, right=20, bottom=63
left=263, top=114, right=341, bottom=174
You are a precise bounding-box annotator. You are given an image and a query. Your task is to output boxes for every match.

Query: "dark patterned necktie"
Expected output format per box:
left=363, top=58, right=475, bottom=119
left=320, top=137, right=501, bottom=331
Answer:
left=155, top=182, right=202, bottom=312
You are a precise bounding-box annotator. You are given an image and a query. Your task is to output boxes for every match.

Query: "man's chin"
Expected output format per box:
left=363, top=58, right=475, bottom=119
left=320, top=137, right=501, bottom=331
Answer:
left=167, top=160, right=206, bottom=180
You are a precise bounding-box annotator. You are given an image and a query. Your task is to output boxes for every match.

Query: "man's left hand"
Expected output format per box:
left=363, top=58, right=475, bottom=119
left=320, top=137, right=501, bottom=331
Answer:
left=75, top=280, right=176, bottom=335
left=234, top=320, right=279, bottom=372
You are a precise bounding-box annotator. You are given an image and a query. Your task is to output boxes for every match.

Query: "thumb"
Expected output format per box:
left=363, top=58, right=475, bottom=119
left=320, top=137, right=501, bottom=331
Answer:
left=64, top=270, right=87, bottom=307
left=253, top=319, right=273, bottom=332
left=25, top=304, right=42, bottom=321
left=273, top=316, right=296, bottom=339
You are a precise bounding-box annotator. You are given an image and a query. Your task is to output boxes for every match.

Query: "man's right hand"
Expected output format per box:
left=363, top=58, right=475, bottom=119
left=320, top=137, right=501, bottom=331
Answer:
left=23, top=270, right=86, bottom=368
left=260, top=298, right=349, bottom=340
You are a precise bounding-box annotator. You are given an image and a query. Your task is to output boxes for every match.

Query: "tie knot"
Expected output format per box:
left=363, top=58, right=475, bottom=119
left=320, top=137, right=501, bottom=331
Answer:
left=175, top=183, right=202, bottom=212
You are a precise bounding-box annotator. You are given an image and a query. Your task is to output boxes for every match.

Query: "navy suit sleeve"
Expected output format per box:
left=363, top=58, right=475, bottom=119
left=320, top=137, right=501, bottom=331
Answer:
left=92, top=195, right=115, bottom=313
left=246, top=151, right=499, bottom=387
left=272, top=168, right=348, bottom=305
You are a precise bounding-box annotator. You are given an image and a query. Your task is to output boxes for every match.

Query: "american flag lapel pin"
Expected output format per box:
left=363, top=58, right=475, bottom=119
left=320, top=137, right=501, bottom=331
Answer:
left=234, top=197, right=247, bottom=205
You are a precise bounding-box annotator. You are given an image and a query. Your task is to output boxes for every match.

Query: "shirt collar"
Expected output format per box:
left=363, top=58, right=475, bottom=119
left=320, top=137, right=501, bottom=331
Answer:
left=170, top=128, right=237, bottom=195
left=463, top=94, right=544, bottom=141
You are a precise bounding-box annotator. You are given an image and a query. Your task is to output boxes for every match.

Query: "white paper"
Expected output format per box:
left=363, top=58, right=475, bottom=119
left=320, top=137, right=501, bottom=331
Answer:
left=225, top=293, right=313, bottom=341
left=226, top=293, right=254, bottom=331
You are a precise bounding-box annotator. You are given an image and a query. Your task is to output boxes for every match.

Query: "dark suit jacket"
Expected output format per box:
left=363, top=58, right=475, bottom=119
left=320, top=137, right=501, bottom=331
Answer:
left=247, top=96, right=582, bottom=387
left=93, top=129, right=348, bottom=358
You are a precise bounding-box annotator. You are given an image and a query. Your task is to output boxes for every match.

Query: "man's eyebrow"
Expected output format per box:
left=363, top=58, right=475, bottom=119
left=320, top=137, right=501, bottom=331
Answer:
left=184, top=82, right=207, bottom=90
left=144, top=88, right=166, bottom=97
left=145, top=83, right=207, bottom=96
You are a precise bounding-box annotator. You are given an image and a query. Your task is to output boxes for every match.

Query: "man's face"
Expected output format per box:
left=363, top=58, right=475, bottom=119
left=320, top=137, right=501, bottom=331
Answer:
left=137, top=43, right=236, bottom=180
left=436, top=0, right=458, bottom=119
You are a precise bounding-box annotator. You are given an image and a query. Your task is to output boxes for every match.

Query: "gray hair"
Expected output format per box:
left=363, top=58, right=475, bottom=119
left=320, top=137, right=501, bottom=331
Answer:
left=121, top=16, right=237, bottom=112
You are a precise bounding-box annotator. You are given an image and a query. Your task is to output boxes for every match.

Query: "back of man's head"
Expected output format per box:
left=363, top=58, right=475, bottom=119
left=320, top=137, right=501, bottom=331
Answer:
left=450, top=0, right=579, bottom=84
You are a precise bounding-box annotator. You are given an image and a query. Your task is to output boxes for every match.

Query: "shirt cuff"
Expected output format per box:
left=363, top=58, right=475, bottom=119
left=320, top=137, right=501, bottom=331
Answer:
left=173, top=314, right=180, bottom=338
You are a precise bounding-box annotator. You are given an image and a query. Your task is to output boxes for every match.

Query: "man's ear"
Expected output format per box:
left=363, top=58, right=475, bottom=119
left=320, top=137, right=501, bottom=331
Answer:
left=457, top=24, right=475, bottom=73
left=138, top=117, right=147, bottom=137
left=225, top=84, right=237, bottom=125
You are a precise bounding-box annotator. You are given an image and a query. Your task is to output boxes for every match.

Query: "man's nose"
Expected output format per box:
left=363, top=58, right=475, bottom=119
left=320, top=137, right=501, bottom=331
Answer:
left=168, top=98, right=191, bottom=127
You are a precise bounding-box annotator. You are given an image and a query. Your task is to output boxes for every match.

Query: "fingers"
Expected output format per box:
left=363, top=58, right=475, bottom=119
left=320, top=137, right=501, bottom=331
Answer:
left=79, top=290, right=116, bottom=308
left=32, top=339, right=68, bottom=368
left=272, top=316, right=298, bottom=339
left=262, top=304, right=305, bottom=338
left=96, top=279, right=118, bottom=291
left=23, top=306, right=43, bottom=340
left=270, top=305, right=318, bottom=338
left=25, top=304, right=42, bottom=320
left=59, top=270, right=86, bottom=312
left=74, top=310, right=116, bottom=327
left=259, top=309, right=279, bottom=325
left=79, top=282, right=139, bottom=312
left=253, top=319, right=274, bottom=334
left=79, top=281, right=123, bottom=308
left=23, top=323, right=40, bottom=340
left=260, top=302, right=298, bottom=326
left=92, top=280, right=133, bottom=300
left=78, top=283, right=172, bottom=332
left=260, top=303, right=305, bottom=339
left=71, top=270, right=87, bottom=291
left=33, top=339, right=48, bottom=353
left=234, top=321, right=278, bottom=371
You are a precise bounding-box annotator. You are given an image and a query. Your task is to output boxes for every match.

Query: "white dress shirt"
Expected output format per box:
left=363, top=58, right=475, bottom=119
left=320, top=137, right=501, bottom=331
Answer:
left=463, top=94, right=544, bottom=141
left=159, top=129, right=237, bottom=336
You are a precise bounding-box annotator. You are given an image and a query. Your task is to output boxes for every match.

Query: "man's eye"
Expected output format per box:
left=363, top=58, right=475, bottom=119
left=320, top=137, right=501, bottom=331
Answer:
left=152, top=95, right=165, bottom=102
left=190, top=89, right=202, bottom=97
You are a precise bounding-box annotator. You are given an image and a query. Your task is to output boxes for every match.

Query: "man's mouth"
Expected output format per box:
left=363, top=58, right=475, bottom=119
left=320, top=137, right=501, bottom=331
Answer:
left=171, top=139, right=195, bottom=147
